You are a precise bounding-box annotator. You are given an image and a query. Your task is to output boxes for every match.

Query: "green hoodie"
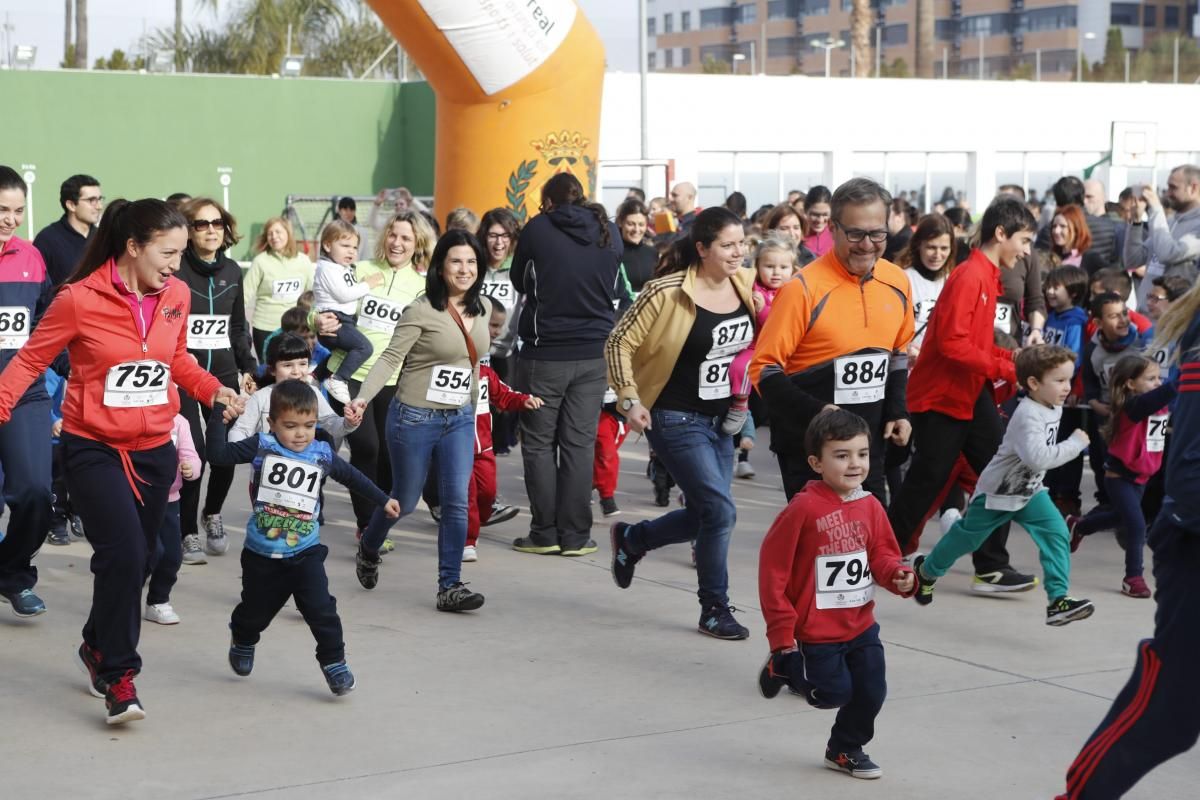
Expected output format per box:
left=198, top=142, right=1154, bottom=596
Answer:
left=244, top=251, right=315, bottom=331
left=324, top=259, right=426, bottom=384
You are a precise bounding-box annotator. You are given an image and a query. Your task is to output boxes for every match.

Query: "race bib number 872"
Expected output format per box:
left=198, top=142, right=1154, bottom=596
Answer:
left=187, top=314, right=231, bottom=350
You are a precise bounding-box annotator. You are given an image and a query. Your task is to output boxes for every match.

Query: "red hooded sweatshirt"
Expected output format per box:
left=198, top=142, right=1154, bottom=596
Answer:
left=0, top=261, right=222, bottom=450
left=759, top=480, right=913, bottom=650
left=473, top=362, right=530, bottom=455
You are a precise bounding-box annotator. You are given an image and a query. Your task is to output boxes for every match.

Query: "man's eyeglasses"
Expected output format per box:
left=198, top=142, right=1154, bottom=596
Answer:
left=1147, top=293, right=1169, bottom=302
left=833, top=221, right=888, bottom=244
left=78, top=196, right=104, bottom=205
left=191, top=219, right=225, bottom=231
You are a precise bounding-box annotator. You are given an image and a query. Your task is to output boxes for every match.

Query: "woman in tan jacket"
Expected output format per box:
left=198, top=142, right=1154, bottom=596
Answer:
left=604, top=206, right=757, bottom=640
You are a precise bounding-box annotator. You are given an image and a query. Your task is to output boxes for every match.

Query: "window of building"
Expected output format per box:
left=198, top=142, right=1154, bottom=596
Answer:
left=740, top=2, right=757, bottom=23
left=1165, top=4, right=1181, bottom=27
left=962, top=13, right=1012, bottom=37
left=700, top=6, right=736, bottom=29
left=1143, top=5, right=1158, bottom=26
left=1023, top=6, right=1077, bottom=33
left=647, top=16, right=656, bottom=36
left=663, top=13, right=673, bottom=33
left=682, top=47, right=692, bottom=66
left=883, top=22, right=908, bottom=46
left=768, top=0, right=801, bottom=19
left=1110, top=3, right=1140, bottom=25
left=682, top=10, right=692, bottom=31
left=665, top=48, right=674, bottom=68
left=648, top=51, right=657, bottom=69
left=806, top=0, right=830, bottom=15
left=700, top=43, right=735, bottom=62
left=768, top=36, right=802, bottom=58
left=935, top=19, right=958, bottom=40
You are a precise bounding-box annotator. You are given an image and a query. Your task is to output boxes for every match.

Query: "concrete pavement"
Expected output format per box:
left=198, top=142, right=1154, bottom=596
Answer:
left=1, top=433, right=1194, bottom=799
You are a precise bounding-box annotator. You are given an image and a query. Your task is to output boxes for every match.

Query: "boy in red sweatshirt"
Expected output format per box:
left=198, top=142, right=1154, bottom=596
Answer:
left=464, top=307, right=543, bottom=562
left=757, top=408, right=914, bottom=780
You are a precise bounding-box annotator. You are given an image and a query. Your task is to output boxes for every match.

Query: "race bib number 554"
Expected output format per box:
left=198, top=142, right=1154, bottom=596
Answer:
left=427, top=365, right=472, bottom=406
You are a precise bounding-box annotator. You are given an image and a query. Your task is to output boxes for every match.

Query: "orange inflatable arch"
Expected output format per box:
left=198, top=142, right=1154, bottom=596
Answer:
left=366, top=0, right=606, bottom=225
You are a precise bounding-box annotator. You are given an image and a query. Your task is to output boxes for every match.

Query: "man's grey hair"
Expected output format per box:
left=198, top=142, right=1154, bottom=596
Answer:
left=831, top=178, right=892, bottom=225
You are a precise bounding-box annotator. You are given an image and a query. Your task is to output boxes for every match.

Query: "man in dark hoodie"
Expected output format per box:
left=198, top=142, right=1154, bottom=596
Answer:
left=509, top=173, right=622, bottom=557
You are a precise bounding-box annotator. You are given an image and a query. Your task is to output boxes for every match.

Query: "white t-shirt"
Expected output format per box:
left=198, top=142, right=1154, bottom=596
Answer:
left=905, top=267, right=945, bottom=351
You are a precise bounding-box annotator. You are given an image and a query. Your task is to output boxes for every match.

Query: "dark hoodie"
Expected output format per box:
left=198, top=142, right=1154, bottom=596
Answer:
left=177, top=247, right=257, bottom=379
left=510, top=204, right=622, bottom=361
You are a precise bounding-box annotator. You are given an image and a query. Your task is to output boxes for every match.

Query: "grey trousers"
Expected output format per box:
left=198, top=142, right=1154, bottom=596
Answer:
left=517, top=357, right=608, bottom=549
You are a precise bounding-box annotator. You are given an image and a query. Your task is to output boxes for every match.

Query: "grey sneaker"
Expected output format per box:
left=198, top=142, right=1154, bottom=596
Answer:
left=182, top=534, right=207, bottom=565
left=436, top=582, right=485, bottom=612
left=203, top=513, right=227, bottom=555
left=720, top=406, right=749, bottom=436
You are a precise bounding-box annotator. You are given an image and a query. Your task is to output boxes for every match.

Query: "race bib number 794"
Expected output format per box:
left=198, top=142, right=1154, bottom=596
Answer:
left=814, top=550, right=875, bottom=609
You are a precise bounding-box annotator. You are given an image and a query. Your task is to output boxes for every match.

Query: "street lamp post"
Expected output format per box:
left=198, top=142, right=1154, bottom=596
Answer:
left=811, top=37, right=844, bottom=79
left=977, top=31, right=985, bottom=80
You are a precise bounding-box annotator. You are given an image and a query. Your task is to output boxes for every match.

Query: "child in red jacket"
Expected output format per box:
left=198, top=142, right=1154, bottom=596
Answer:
left=464, top=308, right=543, bottom=562
left=757, top=408, right=914, bottom=781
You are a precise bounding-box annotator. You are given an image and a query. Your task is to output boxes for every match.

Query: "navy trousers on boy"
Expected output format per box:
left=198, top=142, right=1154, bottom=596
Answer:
left=1056, top=502, right=1200, bottom=799
left=776, top=623, right=887, bottom=754
left=230, top=544, right=345, bottom=666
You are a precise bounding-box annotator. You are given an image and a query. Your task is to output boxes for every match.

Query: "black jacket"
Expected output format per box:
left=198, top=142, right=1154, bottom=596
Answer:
left=33, top=215, right=92, bottom=286
left=1036, top=210, right=1120, bottom=268
left=511, top=205, right=622, bottom=361
left=177, top=247, right=257, bottom=378
left=620, top=239, right=657, bottom=294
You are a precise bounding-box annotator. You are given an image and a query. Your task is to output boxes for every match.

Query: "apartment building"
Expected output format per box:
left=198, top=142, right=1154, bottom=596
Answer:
left=646, top=0, right=1199, bottom=79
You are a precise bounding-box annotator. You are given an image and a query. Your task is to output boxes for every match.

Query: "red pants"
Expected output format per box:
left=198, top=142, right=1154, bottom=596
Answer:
left=592, top=413, right=628, bottom=499
left=467, top=450, right=496, bottom=547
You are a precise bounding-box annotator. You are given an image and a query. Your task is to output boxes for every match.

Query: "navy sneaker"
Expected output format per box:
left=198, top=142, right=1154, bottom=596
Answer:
left=105, top=671, right=146, bottom=725
left=76, top=642, right=107, bottom=698
left=229, top=639, right=255, bottom=676
left=322, top=661, right=356, bottom=696
left=47, top=518, right=70, bottom=546
left=913, top=555, right=936, bottom=606
left=698, top=603, right=749, bottom=640
left=1, top=588, right=46, bottom=618
left=757, top=652, right=788, bottom=699
left=824, top=749, right=882, bottom=779
left=68, top=514, right=86, bottom=539
left=609, top=522, right=642, bottom=589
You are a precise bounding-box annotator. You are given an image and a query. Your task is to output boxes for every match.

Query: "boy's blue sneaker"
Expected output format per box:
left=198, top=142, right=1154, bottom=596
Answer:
left=698, top=603, right=749, bottom=640
left=322, top=661, right=356, bottom=696
left=912, top=555, right=936, bottom=606
left=757, top=652, right=787, bottom=699
left=228, top=640, right=255, bottom=676
left=824, top=749, right=882, bottom=779
left=1, top=588, right=46, bottom=617
left=609, top=522, right=641, bottom=589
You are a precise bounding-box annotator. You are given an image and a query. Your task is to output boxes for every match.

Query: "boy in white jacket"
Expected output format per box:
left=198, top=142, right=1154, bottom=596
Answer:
left=912, top=345, right=1095, bottom=627
left=312, top=220, right=382, bottom=404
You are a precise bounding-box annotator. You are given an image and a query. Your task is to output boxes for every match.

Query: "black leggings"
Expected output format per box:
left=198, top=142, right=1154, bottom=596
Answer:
left=178, top=371, right=239, bottom=536
left=327, top=378, right=394, bottom=530
left=252, top=328, right=273, bottom=363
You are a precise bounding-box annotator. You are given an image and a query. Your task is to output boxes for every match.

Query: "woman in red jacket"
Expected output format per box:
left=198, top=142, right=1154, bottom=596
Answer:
left=0, top=199, right=240, bottom=725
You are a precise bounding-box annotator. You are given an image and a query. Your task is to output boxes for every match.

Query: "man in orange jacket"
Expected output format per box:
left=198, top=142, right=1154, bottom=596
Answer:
left=751, top=178, right=914, bottom=501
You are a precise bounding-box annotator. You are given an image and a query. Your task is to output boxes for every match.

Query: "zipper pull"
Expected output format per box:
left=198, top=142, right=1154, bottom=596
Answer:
left=143, top=341, right=148, bottom=354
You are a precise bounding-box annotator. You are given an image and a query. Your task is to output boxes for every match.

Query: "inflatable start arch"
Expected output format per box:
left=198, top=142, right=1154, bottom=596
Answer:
left=365, top=0, right=606, bottom=224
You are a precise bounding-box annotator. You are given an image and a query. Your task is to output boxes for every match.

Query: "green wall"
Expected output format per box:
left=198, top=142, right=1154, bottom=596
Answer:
left=0, top=70, right=435, bottom=259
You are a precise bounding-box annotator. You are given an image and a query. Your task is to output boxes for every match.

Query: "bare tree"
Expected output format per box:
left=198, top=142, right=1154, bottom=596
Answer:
left=915, top=0, right=934, bottom=78
left=73, top=0, right=87, bottom=68
left=850, top=0, right=872, bottom=77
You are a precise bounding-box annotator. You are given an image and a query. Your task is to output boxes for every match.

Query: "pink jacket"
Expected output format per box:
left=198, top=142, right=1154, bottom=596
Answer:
left=169, top=414, right=201, bottom=501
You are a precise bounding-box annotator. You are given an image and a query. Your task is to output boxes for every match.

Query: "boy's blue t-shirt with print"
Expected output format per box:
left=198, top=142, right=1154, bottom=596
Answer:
left=245, top=433, right=333, bottom=558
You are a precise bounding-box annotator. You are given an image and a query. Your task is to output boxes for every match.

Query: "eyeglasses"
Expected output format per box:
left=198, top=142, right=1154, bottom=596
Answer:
left=833, top=222, right=888, bottom=244
left=1147, top=294, right=1169, bottom=302
left=78, top=196, right=104, bottom=205
left=191, top=219, right=225, bottom=231
left=485, top=233, right=511, bottom=242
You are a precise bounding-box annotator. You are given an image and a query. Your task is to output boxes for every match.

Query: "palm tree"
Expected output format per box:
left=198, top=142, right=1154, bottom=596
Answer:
left=63, top=0, right=72, bottom=62
left=849, top=0, right=871, bottom=77
left=73, top=0, right=87, bottom=68
left=915, top=0, right=934, bottom=78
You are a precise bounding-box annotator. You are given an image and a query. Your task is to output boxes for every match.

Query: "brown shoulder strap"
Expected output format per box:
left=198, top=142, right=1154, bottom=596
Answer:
left=446, top=302, right=479, bottom=366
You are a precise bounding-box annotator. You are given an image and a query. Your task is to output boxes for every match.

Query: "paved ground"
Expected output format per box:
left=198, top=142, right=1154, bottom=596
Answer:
left=1, top=431, right=1194, bottom=799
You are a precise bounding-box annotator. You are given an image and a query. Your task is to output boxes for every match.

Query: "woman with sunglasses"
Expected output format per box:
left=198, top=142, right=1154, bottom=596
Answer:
left=176, top=198, right=257, bottom=564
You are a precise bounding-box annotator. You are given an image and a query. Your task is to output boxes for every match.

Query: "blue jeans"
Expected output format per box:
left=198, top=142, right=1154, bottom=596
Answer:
left=627, top=409, right=735, bottom=608
left=146, top=500, right=183, bottom=606
left=1073, top=474, right=1148, bottom=578
left=360, top=401, right=475, bottom=589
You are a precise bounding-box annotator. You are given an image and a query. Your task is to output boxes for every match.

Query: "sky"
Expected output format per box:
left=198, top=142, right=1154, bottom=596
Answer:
left=0, top=0, right=640, bottom=72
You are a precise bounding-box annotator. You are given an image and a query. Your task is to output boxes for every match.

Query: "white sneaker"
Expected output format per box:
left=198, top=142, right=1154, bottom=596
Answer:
left=144, top=602, right=180, bottom=625
left=203, top=513, right=228, bottom=555
left=323, top=376, right=352, bottom=405
left=734, top=460, right=756, bottom=479
left=182, top=534, right=207, bottom=565
left=939, top=508, right=962, bottom=535
left=462, top=545, right=478, bottom=562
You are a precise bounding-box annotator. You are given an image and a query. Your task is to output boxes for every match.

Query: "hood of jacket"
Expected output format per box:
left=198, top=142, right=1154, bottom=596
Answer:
left=547, top=204, right=606, bottom=247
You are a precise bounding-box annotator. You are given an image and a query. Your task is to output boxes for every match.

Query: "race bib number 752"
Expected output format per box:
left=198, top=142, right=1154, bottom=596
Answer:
left=104, top=360, right=170, bottom=407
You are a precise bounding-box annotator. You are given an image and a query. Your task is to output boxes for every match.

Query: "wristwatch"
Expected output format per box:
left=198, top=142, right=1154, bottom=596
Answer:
left=620, top=397, right=640, bottom=412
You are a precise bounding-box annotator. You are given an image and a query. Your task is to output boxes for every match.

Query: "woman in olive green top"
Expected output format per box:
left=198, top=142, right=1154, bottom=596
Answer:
left=320, top=210, right=433, bottom=534
left=349, top=229, right=492, bottom=612
left=244, top=217, right=314, bottom=359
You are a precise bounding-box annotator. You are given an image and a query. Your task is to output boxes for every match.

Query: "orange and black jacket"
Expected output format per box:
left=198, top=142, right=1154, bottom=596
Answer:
left=750, top=251, right=914, bottom=455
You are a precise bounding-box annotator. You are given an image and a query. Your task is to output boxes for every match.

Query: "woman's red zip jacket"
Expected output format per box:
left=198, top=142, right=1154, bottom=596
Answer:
left=0, top=262, right=222, bottom=449
left=907, top=248, right=1017, bottom=420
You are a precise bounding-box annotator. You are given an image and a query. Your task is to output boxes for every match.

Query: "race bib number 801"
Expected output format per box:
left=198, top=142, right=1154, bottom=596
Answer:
left=257, top=455, right=322, bottom=513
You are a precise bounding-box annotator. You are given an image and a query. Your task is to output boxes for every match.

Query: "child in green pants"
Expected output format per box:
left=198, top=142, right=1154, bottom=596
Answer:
left=913, top=344, right=1096, bottom=626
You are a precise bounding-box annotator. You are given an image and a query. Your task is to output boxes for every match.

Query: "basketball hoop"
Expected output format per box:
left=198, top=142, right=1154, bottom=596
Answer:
left=1111, top=121, right=1158, bottom=169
